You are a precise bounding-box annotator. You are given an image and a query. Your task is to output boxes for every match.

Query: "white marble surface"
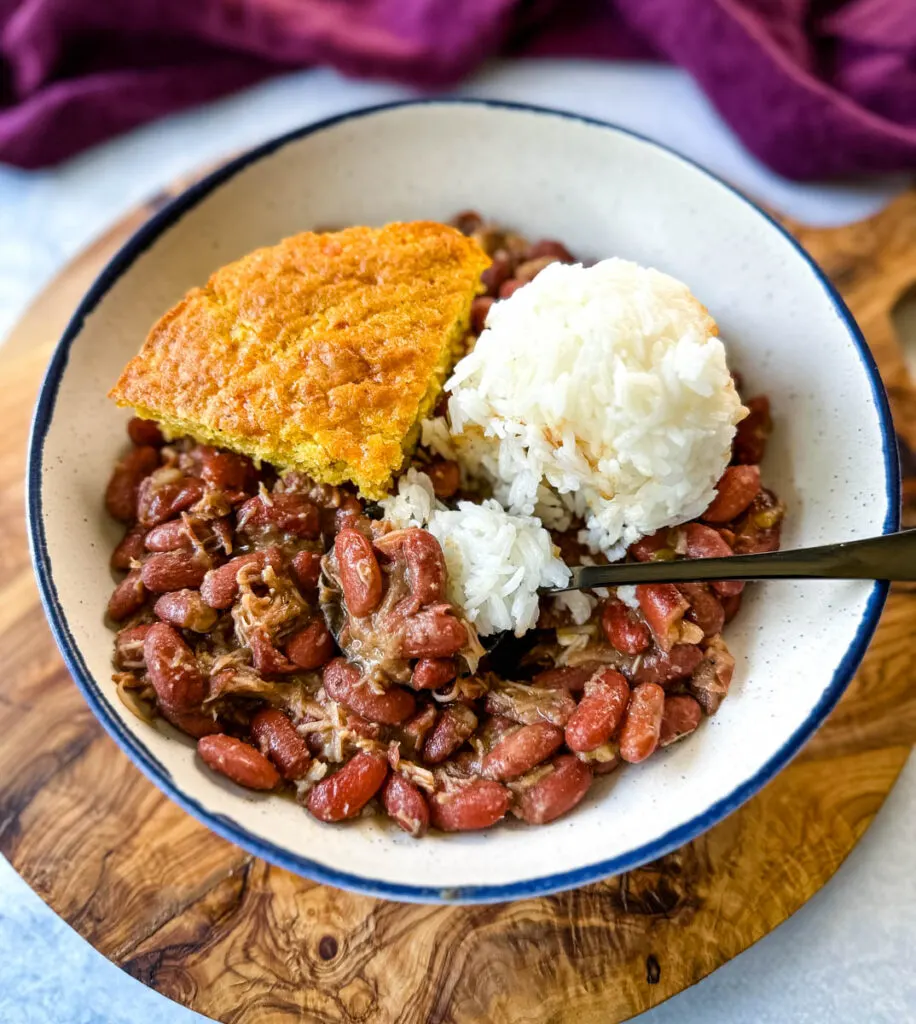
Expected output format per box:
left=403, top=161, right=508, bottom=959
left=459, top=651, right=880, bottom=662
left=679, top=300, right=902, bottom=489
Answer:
left=1, top=59, right=913, bottom=1024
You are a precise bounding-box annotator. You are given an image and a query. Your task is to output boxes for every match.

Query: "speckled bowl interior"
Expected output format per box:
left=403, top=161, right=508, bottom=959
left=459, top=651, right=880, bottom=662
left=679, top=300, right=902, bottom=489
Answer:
left=28, top=101, right=898, bottom=903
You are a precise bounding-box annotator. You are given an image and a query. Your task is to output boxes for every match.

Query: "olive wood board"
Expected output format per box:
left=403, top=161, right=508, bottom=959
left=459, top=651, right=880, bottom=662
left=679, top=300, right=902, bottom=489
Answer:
left=1, top=179, right=916, bottom=1023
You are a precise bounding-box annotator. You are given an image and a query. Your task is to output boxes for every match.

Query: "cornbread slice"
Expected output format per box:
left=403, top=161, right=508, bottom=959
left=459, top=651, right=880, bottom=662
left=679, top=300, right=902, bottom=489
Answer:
left=110, top=221, right=490, bottom=498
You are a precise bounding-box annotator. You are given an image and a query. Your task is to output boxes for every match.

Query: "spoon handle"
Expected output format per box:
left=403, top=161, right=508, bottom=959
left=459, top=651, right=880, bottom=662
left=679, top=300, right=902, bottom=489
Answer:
left=554, top=530, right=916, bottom=592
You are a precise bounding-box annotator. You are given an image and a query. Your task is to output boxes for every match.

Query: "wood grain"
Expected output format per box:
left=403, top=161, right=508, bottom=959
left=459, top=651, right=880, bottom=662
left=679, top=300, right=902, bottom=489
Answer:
left=2, top=185, right=916, bottom=1024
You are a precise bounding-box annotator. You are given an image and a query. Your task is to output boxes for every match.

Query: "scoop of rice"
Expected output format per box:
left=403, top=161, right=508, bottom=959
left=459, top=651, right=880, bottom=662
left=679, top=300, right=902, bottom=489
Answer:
left=380, top=472, right=569, bottom=636
left=444, top=258, right=745, bottom=557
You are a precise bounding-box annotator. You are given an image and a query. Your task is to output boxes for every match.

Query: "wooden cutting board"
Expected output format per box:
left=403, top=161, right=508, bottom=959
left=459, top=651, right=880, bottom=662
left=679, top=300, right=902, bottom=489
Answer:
left=2, top=181, right=916, bottom=1024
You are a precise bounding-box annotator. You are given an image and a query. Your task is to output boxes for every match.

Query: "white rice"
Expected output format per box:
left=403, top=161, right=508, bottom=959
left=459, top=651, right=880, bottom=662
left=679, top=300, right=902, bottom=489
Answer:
left=380, top=473, right=569, bottom=636
left=443, top=258, right=745, bottom=558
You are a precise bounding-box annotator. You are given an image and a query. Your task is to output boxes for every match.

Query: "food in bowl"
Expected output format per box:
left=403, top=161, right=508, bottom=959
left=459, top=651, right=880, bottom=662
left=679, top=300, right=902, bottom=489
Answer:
left=103, top=213, right=784, bottom=837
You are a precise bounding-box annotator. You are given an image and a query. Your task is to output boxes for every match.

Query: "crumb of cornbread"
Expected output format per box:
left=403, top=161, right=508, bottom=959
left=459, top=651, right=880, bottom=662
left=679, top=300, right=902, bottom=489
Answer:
left=109, top=221, right=490, bottom=499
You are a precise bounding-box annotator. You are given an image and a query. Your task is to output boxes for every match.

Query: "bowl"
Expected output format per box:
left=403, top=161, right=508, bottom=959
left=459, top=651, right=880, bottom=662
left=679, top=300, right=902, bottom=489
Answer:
left=27, top=100, right=899, bottom=903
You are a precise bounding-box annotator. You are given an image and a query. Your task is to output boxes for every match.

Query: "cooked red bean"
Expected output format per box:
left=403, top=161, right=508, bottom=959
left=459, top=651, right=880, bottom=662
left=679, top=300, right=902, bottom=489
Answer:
left=144, top=623, right=206, bottom=713
left=323, top=658, right=416, bottom=725
left=480, top=254, right=512, bottom=296
left=153, top=589, right=218, bottom=632
left=411, top=657, right=457, bottom=690
left=198, top=734, right=279, bottom=790
left=285, top=620, right=335, bottom=670
left=127, top=417, right=165, bottom=447
left=565, top=669, right=630, bottom=753
left=249, top=628, right=297, bottom=676
left=307, top=752, right=388, bottom=822
left=689, top=638, right=736, bottom=715
left=200, top=548, right=282, bottom=609
left=199, top=446, right=254, bottom=491
left=636, top=584, right=689, bottom=651
left=400, top=606, right=467, bottom=658
left=482, top=722, right=564, bottom=780
left=423, top=704, right=478, bottom=764
left=703, top=465, right=761, bottom=523
left=659, top=695, right=703, bottom=747
left=375, top=528, right=447, bottom=608
left=238, top=492, right=321, bottom=539
left=680, top=582, right=725, bottom=637
left=531, top=664, right=599, bottom=692
left=628, top=529, right=674, bottom=563
left=382, top=773, right=430, bottom=837
left=682, top=523, right=744, bottom=597
left=290, top=549, right=322, bottom=591
left=137, top=476, right=205, bottom=528
left=470, top=295, right=494, bottom=332
left=619, top=683, right=665, bottom=763
left=144, top=519, right=193, bottom=551
left=105, top=446, right=160, bottom=522
left=452, top=209, right=484, bottom=235
left=111, top=525, right=147, bottom=570
left=107, top=569, right=146, bottom=622
left=720, top=591, right=743, bottom=622
left=426, top=460, right=461, bottom=500
left=140, top=551, right=209, bottom=593
left=732, top=395, right=772, bottom=465
left=731, top=489, right=785, bottom=555
left=335, top=528, right=383, bottom=617
left=161, top=705, right=222, bottom=739
left=601, top=600, right=651, bottom=654
left=527, top=238, right=575, bottom=262
left=515, top=755, right=592, bottom=825
left=401, top=705, right=438, bottom=755
left=514, top=255, right=557, bottom=283
left=498, top=278, right=525, bottom=299
left=634, top=644, right=704, bottom=686
left=251, top=708, right=311, bottom=780
left=113, top=623, right=152, bottom=670
left=429, top=779, right=511, bottom=832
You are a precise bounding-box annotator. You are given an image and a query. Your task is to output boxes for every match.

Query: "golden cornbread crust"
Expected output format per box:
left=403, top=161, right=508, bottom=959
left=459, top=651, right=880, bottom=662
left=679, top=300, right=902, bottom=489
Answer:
left=109, top=222, right=490, bottom=498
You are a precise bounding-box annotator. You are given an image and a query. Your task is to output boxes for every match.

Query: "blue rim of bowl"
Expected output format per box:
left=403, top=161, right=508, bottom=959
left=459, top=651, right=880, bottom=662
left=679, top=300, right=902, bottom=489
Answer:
left=27, top=98, right=900, bottom=904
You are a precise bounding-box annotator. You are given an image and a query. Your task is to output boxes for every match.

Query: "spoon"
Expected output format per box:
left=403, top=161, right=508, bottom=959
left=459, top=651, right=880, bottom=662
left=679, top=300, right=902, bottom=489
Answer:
left=546, top=530, right=916, bottom=593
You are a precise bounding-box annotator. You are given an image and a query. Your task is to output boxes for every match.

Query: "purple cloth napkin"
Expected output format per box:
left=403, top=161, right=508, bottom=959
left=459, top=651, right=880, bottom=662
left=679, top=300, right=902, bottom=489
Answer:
left=1, top=0, right=914, bottom=178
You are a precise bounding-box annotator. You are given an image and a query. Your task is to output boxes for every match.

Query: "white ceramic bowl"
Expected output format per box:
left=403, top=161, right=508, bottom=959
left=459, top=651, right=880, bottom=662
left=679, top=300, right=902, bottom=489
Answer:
left=27, top=100, right=898, bottom=903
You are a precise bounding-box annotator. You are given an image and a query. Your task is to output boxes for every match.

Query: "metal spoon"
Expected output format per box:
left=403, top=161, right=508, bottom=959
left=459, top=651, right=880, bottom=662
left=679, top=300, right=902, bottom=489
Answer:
left=546, top=530, right=916, bottom=593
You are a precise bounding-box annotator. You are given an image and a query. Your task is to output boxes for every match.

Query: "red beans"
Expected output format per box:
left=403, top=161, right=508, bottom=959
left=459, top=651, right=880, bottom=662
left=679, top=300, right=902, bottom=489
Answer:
left=515, top=756, right=592, bottom=825
left=636, top=584, right=689, bottom=651
left=127, top=417, right=165, bottom=447
left=137, top=476, right=204, bottom=528
left=237, top=492, right=321, bottom=538
left=323, top=659, right=416, bottom=725
left=470, top=295, right=494, bottom=333
left=601, top=600, right=650, bottom=654
left=680, top=582, right=725, bottom=637
left=382, top=773, right=430, bottom=837
left=703, top=465, right=761, bottom=523
left=410, top=657, right=457, bottom=690
left=143, top=623, right=205, bottom=713
left=429, top=779, right=511, bottom=832
left=251, top=709, right=311, bottom=780
left=531, top=665, right=598, bottom=692
left=335, top=528, right=383, bottom=617
left=113, top=623, right=152, bottom=670
left=426, top=460, right=461, bottom=500
left=200, top=548, right=282, bottom=609
left=198, top=734, right=280, bottom=791
left=107, top=569, right=146, bottom=621
left=248, top=628, right=297, bottom=677
left=619, top=683, right=665, bottom=763
left=143, top=519, right=193, bottom=552
left=659, top=695, right=703, bottom=747
left=198, top=446, right=254, bottom=491
left=527, top=238, right=575, bottom=262
left=423, top=704, right=478, bottom=764
left=565, top=669, right=630, bottom=753
left=140, top=551, right=209, bottom=593
left=634, top=644, right=704, bottom=686
left=153, top=589, right=218, bottom=632
left=290, top=550, right=322, bottom=591
left=111, top=525, right=147, bottom=569
left=732, top=395, right=772, bottom=465
left=400, top=607, right=467, bottom=658
left=482, top=722, right=564, bottom=780
left=307, top=752, right=388, bottom=822
left=682, top=524, right=744, bottom=598
left=285, top=620, right=335, bottom=670
left=105, top=446, right=160, bottom=522
left=374, top=528, right=447, bottom=608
